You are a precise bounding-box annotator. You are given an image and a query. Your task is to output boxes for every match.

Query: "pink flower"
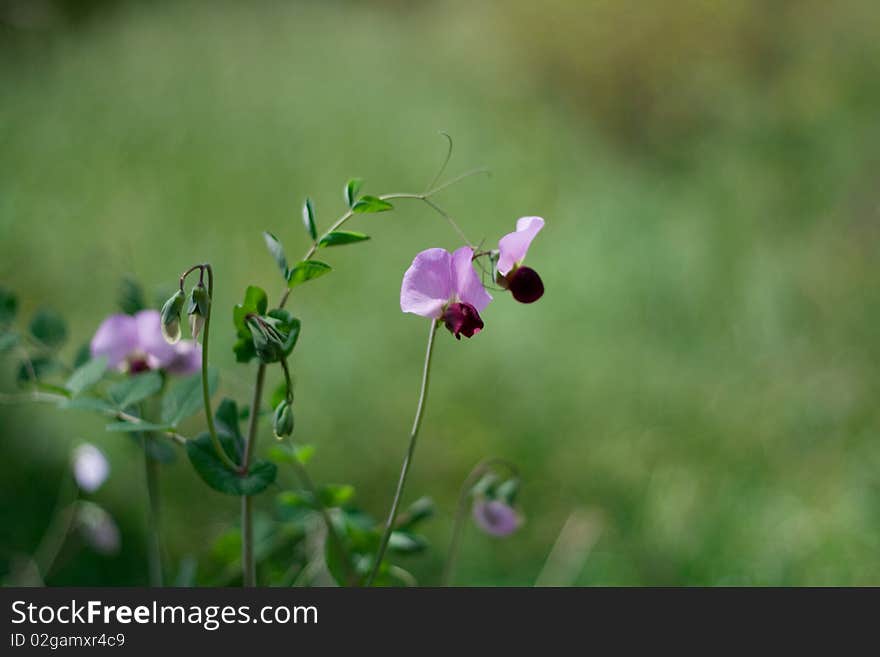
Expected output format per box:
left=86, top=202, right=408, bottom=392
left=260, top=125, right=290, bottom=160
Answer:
left=90, top=310, right=201, bottom=376
left=72, top=443, right=109, bottom=493
left=472, top=499, right=521, bottom=537
left=497, top=216, right=545, bottom=304
left=400, top=247, right=492, bottom=339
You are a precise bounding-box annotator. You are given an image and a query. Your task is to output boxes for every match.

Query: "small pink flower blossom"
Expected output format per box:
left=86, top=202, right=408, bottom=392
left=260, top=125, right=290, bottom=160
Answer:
left=72, top=443, right=109, bottom=493
left=497, top=216, right=545, bottom=304
left=90, top=310, right=201, bottom=375
left=400, top=246, right=492, bottom=339
left=472, top=499, right=521, bottom=537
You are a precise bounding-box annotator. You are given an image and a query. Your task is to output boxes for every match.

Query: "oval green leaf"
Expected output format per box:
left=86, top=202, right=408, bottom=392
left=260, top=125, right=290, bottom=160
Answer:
left=318, top=231, right=370, bottom=248
left=286, top=260, right=332, bottom=288
left=352, top=195, right=393, bottom=213
left=186, top=432, right=277, bottom=496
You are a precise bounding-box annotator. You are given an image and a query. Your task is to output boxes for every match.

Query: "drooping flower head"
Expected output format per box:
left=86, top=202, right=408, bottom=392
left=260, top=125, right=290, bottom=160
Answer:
left=401, top=246, right=492, bottom=339
left=72, top=443, right=109, bottom=493
left=472, top=499, right=521, bottom=537
left=90, top=309, right=201, bottom=376
left=497, top=216, right=545, bottom=304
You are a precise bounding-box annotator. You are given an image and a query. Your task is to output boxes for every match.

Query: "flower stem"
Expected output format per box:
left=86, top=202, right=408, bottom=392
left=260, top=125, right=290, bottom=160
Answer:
left=143, top=436, right=163, bottom=586
left=240, top=362, right=266, bottom=587
left=366, top=319, right=439, bottom=586
left=198, top=265, right=239, bottom=472
left=442, top=457, right=519, bottom=586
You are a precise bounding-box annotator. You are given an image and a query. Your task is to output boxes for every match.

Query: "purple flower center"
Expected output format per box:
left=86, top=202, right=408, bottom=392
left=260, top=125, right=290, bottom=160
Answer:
left=507, top=266, right=544, bottom=304
left=443, top=302, right=484, bottom=340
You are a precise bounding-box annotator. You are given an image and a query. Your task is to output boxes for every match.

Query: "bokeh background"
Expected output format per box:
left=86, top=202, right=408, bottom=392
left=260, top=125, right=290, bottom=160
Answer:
left=2, top=0, right=880, bottom=585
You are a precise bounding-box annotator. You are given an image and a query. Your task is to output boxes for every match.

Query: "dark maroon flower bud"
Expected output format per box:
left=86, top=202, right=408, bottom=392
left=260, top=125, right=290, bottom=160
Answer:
left=507, top=266, right=544, bottom=304
left=443, top=302, right=484, bottom=340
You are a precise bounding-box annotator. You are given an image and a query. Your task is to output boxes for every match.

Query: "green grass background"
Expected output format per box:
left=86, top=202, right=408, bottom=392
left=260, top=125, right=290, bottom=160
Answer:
left=2, top=0, right=880, bottom=585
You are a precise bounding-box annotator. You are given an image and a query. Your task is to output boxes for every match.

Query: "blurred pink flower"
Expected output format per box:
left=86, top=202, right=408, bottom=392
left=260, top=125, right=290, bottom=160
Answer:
left=72, top=443, right=109, bottom=493
left=472, top=499, right=521, bottom=537
left=400, top=247, right=492, bottom=339
left=90, top=310, right=201, bottom=375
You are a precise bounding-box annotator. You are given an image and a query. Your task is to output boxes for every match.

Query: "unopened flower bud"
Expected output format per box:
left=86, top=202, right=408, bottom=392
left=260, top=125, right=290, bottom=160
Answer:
left=246, top=315, right=286, bottom=363
left=273, top=400, right=294, bottom=439
left=160, top=289, right=185, bottom=344
left=187, top=283, right=210, bottom=340
left=496, top=478, right=520, bottom=505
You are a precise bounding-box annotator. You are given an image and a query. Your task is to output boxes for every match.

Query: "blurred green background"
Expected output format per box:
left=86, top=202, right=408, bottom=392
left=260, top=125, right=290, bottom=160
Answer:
left=2, top=0, right=880, bottom=585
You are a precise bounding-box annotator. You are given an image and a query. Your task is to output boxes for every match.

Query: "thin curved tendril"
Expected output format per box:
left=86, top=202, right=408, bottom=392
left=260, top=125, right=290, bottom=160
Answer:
left=424, top=131, right=454, bottom=194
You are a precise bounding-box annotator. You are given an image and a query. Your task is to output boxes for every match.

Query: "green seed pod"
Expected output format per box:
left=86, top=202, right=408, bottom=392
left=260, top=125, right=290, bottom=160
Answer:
left=160, top=289, right=185, bottom=344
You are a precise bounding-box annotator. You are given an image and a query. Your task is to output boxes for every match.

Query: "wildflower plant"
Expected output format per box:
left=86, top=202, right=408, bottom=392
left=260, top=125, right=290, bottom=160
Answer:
left=0, top=136, right=546, bottom=586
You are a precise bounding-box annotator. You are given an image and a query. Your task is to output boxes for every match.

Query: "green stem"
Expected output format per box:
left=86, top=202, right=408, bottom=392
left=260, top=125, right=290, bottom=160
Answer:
left=442, top=458, right=518, bottom=586
left=198, top=265, right=239, bottom=471
left=241, top=362, right=266, bottom=587
left=143, top=437, right=163, bottom=586
left=366, top=319, right=439, bottom=586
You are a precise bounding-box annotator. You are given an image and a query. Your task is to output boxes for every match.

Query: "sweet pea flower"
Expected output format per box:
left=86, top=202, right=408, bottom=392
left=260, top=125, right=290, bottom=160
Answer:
left=90, top=309, right=201, bottom=375
left=401, top=246, right=492, bottom=339
left=77, top=502, right=121, bottom=555
left=472, top=499, right=521, bottom=537
left=497, top=216, right=545, bottom=304
left=72, top=443, right=109, bottom=493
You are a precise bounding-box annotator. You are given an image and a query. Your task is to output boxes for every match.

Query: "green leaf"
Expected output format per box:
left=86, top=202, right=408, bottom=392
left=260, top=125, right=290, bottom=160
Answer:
left=344, top=178, right=363, bottom=208
left=29, top=309, right=67, bottom=348
left=352, top=195, right=393, bottom=214
left=268, top=443, right=315, bottom=467
left=318, top=484, right=355, bottom=508
left=186, top=432, right=276, bottom=496
left=233, top=336, right=257, bottom=363
left=0, top=331, right=18, bottom=353
left=16, top=356, right=60, bottom=384
left=214, top=398, right=242, bottom=439
left=398, top=496, right=435, bottom=529
left=293, top=443, right=315, bottom=465
left=106, top=421, right=171, bottom=433
left=161, top=369, right=218, bottom=427
left=233, top=286, right=268, bottom=337
left=302, top=197, right=317, bottom=242
left=64, top=356, right=108, bottom=396
left=286, top=260, right=332, bottom=288
left=388, top=531, right=428, bottom=554
left=318, top=231, right=371, bottom=248
left=262, top=231, right=288, bottom=279
left=59, top=396, right=116, bottom=413
left=108, top=370, right=163, bottom=409
left=277, top=490, right=316, bottom=510
left=0, top=288, right=17, bottom=325
left=325, top=533, right=355, bottom=586
left=118, top=277, right=146, bottom=315
left=72, top=342, right=91, bottom=368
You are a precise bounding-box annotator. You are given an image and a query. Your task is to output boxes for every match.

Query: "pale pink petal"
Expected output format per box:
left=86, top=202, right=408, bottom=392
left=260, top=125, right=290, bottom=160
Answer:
left=90, top=314, right=138, bottom=370
left=451, top=246, right=492, bottom=312
left=135, top=310, right=178, bottom=369
left=497, top=216, right=545, bottom=275
left=72, top=443, right=109, bottom=493
left=400, top=248, right=454, bottom=318
left=165, top=340, right=202, bottom=376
